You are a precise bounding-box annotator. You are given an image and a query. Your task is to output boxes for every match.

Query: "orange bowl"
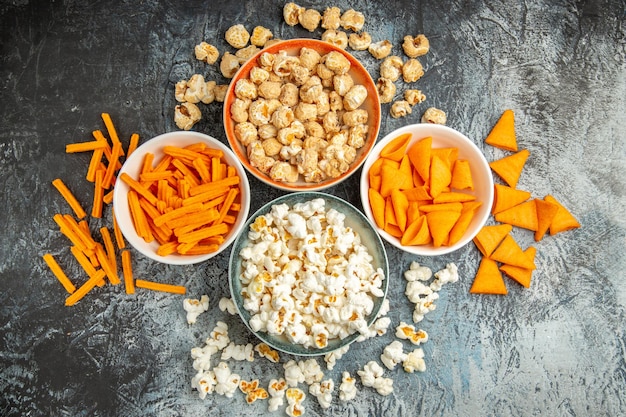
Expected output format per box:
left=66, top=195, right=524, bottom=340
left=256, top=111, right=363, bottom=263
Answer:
left=223, top=38, right=381, bottom=192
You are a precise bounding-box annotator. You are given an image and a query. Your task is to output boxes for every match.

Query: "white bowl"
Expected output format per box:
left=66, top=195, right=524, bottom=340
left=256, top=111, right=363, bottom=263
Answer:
left=229, top=192, right=389, bottom=356
left=223, top=38, right=381, bottom=192
left=360, top=124, right=494, bottom=256
left=113, top=131, right=250, bottom=265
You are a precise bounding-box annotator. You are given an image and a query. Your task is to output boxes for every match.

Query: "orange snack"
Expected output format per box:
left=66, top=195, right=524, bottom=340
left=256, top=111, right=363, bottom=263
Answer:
left=111, top=208, right=126, bottom=249
left=485, top=109, right=517, bottom=151
left=492, top=184, right=531, bottom=215
left=401, top=216, right=431, bottom=246
left=121, top=250, right=135, bottom=295
left=490, top=234, right=536, bottom=270
left=534, top=198, right=560, bottom=241
left=426, top=210, right=461, bottom=247
left=494, top=199, right=539, bottom=231
left=135, top=279, right=186, bottom=295
left=489, top=149, right=529, bottom=188
left=65, top=269, right=106, bottom=306
left=433, top=191, right=476, bottom=204
left=368, top=188, right=386, bottom=229
left=380, top=132, right=412, bottom=161
left=52, top=179, right=87, bottom=220
left=390, top=189, right=409, bottom=231
left=127, top=133, right=140, bottom=157
left=428, top=155, right=451, bottom=198
left=447, top=204, right=479, bottom=246
left=407, top=136, right=431, bottom=183
left=470, top=257, right=508, bottom=295
left=500, top=246, right=536, bottom=288
left=43, top=253, right=76, bottom=294
left=473, top=224, right=513, bottom=257
left=450, top=159, right=474, bottom=190
left=544, top=195, right=580, bottom=235
left=65, top=140, right=107, bottom=153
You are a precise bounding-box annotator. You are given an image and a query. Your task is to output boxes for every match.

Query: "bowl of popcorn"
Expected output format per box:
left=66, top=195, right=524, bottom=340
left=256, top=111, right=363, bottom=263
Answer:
left=360, top=123, right=494, bottom=256
left=223, top=38, right=381, bottom=192
left=229, top=192, right=389, bottom=356
left=113, top=131, right=250, bottom=265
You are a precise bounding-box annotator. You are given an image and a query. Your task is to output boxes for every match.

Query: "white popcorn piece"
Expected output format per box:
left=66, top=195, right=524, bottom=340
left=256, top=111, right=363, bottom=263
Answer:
left=284, top=360, right=306, bottom=387
left=404, top=262, right=432, bottom=281
left=285, top=387, right=306, bottom=417
left=309, top=379, right=334, bottom=409
left=377, top=298, right=390, bottom=318
left=254, top=342, right=280, bottom=363
left=221, top=342, right=255, bottom=362
left=403, top=348, right=426, bottom=373
left=206, top=321, right=230, bottom=351
left=356, top=316, right=391, bottom=342
left=412, top=292, right=439, bottom=323
left=218, top=297, right=238, bottom=315
left=380, top=341, right=408, bottom=370
left=183, top=295, right=209, bottom=324
left=357, top=361, right=384, bottom=387
left=267, top=378, right=287, bottom=412
left=405, top=280, right=433, bottom=303
left=191, top=345, right=218, bottom=372
left=239, top=379, right=269, bottom=404
left=299, top=358, right=324, bottom=385
left=324, top=344, right=349, bottom=370
left=430, top=262, right=459, bottom=291
left=191, top=370, right=216, bottom=399
left=395, top=322, right=429, bottom=345
left=213, top=362, right=241, bottom=398
left=339, top=371, right=357, bottom=401
left=372, top=376, right=394, bottom=396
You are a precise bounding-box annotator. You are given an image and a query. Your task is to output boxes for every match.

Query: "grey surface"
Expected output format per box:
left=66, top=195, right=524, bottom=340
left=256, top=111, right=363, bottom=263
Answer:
left=1, top=1, right=625, bottom=416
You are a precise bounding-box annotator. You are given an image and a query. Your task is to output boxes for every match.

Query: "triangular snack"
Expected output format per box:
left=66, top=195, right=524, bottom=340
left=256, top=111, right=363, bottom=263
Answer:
left=399, top=155, right=413, bottom=179
left=407, top=136, right=431, bottom=183
left=380, top=165, right=412, bottom=197
left=407, top=201, right=421, bottom=225
left=391, top=189, right=409, bottom=232
left=450, top=159, right=474, bottom=190
left=426, top=210, right=461, bottom=247
left=534, top=198, right=559, bottom=241
left=544, top=195, right=580, bottom=235
left=369, top=157, right=384, bottom=178
left=485, top=109, right=517, bottom=151
left=462, top=201, right=483, bottom=213
left=401, top=215, right=431, bottom=246
left=403, top=186, right=431, bottom=202
left=473, top=224, right=513, bottom=257
left=489, top=149, right=530, bottom=188
left=490, top=234, right=536, bottom=270
left=433, top=191, right=477, bottom=204
left=368, top=188, right=386, bottom=229
left=500, top=246, right=536, bottom=288
left=492, top=184, right=531, bottom=214
left=380, top=132, right=412, bottom=162
left=429, top=155, right=451, bottom=198
left=385, top=196, right=397, bottom=226
left=494, top=199, right=539, bottom=231
left=470, top=257, right=508, bottom=295
left=384, top=223, right=403, bottom=237
left=419, top=202, right=463, bottom=213
left=431, top=147, right=458, bottom=170
left=412, top=168, right=425, bottom=187
left=369, top=174, right=382, bottom=192
left=447, top=208, right=475, bottom=246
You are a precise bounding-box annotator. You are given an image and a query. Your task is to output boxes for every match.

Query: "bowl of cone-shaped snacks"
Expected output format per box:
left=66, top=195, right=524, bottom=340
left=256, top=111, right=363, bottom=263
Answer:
left=113, top=131, right=250, bottom=265
left=223, top=38, right=381, bottom=192
left=229, top=192, right=389, bottom=356
left=360, top=123, right=494, bottom=256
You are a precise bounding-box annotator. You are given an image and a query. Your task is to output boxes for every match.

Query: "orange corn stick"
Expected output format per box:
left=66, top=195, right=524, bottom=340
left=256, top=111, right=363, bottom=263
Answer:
left=140, top=170, right=174, bottom=182
left=43, top=253, right=76, bottom=293
left=112, top=208, right=126, bottom=249
left=163, top=146, right=210, bottom=165
left=182, top=187, right=230, bottom=207
left=138, top=198, right=173, bottom=239
left=53, top=214, right=91, bottom=252
left=211, top=157, right=224, bottom=181
left=121, top=250, right=135, bottom=294
left=135, top=279, right=186, bottom=295
left=119, top=172, right=159, bottom=205
left=188, top=175, right=240, bottom=196
left=52, top=179, right=87, bottom=219
left=95, top=244, right=120, bottom=285
left=171, top=158, right=201, bottom=187
left=128, top=190, right=153, bottom=242
left=62, top=215, right=97, bottom=251
left=100, top=226, right=117, bottom=273
left=177, top=242, right=219, bottom=255
left=157, top=241, right=179, bottom=257
left=193, top=158, right=211, bottom=182
left=103, top=189, right=114, bottom=205
left=127, top=133, right=140, bottom=157
left=178, top=223, right=229, bottom=244
left=86, top=148, right=104, bottom=183
left=170, top=210, right=220, bottom=236
left=101, top=112, right=124, bottom=156
left=200, top=147, right=224, bottom=159
left=212, top=188, right=238, bottom=225
left=141, top=152, right=155, bottom=177
left=65, top=140, right=107, bottom=153
left=65, top=269, right=106, bottom=306
left=153, top=202, right=204, bottom=227
left=91, top=169, right=105, bottom=218
left=69, top=246, right=102, bottom=285
left=102, top=141, right=122, bottom=189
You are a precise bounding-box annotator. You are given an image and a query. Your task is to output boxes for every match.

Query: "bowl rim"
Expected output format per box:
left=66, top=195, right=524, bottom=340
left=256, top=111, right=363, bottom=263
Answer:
left=360, top=123, right=494, bottom=256
left=228, top=191, right=389, bottom=356
left=112, top=130, right=251, bottom=265
left=223, top=38, right=381, bottom=192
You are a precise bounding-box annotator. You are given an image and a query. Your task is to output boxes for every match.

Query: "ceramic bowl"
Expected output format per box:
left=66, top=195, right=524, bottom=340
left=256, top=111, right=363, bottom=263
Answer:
left=229, top=192, right=389, bottom=356
left=223, top=38, right=381, bottom=192
left=360, top=123, right=494, bottom=256
left=113, top=131, right=250, bottom=265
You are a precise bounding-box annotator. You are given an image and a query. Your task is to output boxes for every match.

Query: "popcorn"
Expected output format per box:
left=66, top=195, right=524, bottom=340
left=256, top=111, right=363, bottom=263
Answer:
left=380, top=341, right=407, bottom=370
left=206, top=321, right=230, bottom=351
left=255, top=342, right=280, bottom=363
left=213, top=362, right=241, bottom=398
left=191, top=345, right=218, bottom=372
left=403, top=262, right=432, bottom=281
left=405, top=280, right=433, bottom=303
left=221, top=342, right=255, bottom=362
left=339, top=371, right=357, bottom=401
left=183, top=295, right=209, bottom=324
left=309, top=379, right=334, bottom=409
left=372, top=376, right=394, bottom=396
left=268, top=378, right=287, bottom=412
left=299, top=358, right=324, bottom=385
left=239, top=379, right=269, bottom=404
left=403, top=348, right=426, bottom=373
left=284, top=360, right=306, bottom=387
left=324, top=344, right=349, bottom=370
left=412, top=293, right=439, bottom=323
left=356, top=316, right=392, bottom=342
left=431, top=262, right=459, bottom=291
left=285, top=387, right=306, bottom=417
left=395, top=322, right=429, bottom=345
left=218, top=297, right=238, bottom=315
left=191, top=370, right=216, bottom=399
left=358, top=361, right=393, bottom=396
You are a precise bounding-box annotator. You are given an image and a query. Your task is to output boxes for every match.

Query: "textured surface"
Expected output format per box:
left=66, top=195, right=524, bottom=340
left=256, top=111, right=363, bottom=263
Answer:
left=1, top=0, right=625, bottom=416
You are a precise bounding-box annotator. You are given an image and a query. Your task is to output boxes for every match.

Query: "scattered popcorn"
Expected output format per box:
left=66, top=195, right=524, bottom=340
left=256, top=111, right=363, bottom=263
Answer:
left=339, top=371, right=357, bottom=401
left=356, top=316, right=391, bottom=342
left=380, top=341, right=407, bottom=370
left=268, top=378, right=287, bottom=412
left=309, top=379, right=334, bottom=409
left=183, top=295, right=209, bottom=324
left=405, top=280, right=433, bottom=303
left=412, top=293, right=439, bottom=323
left=403, top=348, right=426, bottom=373
left=239, top=379, right=269, bottom=404
left=372, top=375, right=394, bottom=396
left=285, top=387, right=306, bottom=417
left=218, top=297, right=238, bottom=315
left=284, top=360, right=306, bottom=387
left=194, top=41, right=219, bottom=64
left=357, top=361, right=393, bottom=396
left=221, top=342, right=255, bottom=362
left=213, top=362, right=241, bottom=398
left=255, top=342, right=280, bottom=363
left=403, top=262, right=432, bottom=282
left=299, top=358, right=324, bottom=385
left=206, top=321, right=230, bottom=351
left=431, top=262, right=459, bottom=291
left=191, top=370, right=216, bottom=399
left=395, top=322, right=429, bottom=345
left=191, top=344, right=218, bottom=372
left=324, top=344, right=349, bottom=370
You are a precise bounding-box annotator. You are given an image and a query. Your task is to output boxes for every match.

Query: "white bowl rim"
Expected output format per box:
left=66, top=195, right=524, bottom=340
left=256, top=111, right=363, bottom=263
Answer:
left=360, top=123, right=494, bottom=256
left=112, top=130, right=251, bottom=265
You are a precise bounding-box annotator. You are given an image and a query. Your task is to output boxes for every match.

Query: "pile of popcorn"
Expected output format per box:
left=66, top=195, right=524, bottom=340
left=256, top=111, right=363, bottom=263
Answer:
left=183, top=260, right=459, bottom=414
left=173, top=2, right=446, bottom=131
